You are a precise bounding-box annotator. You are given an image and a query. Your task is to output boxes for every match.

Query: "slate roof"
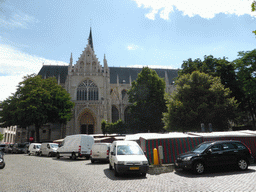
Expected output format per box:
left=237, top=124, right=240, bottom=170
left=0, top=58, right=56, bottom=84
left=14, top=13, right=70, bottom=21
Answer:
left=38, top=65, right=178, bottom=85
left=109, top=67, right=178, bottom=84
left=38, top=65, right=68, bottom=84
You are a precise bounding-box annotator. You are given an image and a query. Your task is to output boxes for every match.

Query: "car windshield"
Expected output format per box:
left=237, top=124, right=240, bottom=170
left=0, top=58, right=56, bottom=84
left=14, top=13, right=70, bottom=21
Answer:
left=192, top=143, right=212, bottom=153
left=50, top=144, right=58, bottom=148
left=117, top=145, right=144, bottom=155
left=18, top=144, right=27, bottom=148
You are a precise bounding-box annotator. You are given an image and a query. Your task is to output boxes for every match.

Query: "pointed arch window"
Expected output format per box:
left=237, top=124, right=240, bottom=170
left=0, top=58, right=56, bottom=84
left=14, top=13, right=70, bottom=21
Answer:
left=112, top=106, right=119, bottom=123
left=77, top=80, right=98, bottom=101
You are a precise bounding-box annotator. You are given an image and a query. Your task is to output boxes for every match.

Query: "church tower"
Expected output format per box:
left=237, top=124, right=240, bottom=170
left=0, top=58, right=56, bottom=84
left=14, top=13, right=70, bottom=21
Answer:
left=65, top=28, right=111, bottom=135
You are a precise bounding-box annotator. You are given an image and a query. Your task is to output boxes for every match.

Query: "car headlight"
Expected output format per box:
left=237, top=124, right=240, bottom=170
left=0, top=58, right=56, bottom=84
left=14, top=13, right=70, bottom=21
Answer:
left=182, top=156, right=192, bottom=161
left=117, top=161, right=125, bottom=165
left=0, top=159, right=3, bottom=163
left=142, top=161, right=149, bottom=165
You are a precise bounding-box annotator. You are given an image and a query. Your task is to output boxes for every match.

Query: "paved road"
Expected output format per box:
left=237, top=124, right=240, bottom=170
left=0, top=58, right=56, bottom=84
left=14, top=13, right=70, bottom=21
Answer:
left=1, top=154, right=256, bottom=192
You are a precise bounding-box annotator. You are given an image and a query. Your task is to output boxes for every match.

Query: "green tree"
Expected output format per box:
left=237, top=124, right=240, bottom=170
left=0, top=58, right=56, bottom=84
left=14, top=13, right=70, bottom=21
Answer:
left=128, top=67, right=166, bottom=133
left=179, top=55, right=245, bottom=124
left=0, top=133, right=3, bottom=141
left=101, top=119, right=108, bottom=135
left=163, top=71, right=238, bottom=132
left=252, top=1, right=256, bottom=35
left=234, top=49, right=256, bottom=128
left=0, top=74, right=74, bottom=142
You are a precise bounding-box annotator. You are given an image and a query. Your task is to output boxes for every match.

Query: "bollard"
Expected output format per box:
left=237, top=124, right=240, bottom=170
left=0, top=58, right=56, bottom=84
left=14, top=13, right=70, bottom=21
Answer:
left=153, top=148, right=159, bottom=165
left=158, top=146, right=163, bottom=165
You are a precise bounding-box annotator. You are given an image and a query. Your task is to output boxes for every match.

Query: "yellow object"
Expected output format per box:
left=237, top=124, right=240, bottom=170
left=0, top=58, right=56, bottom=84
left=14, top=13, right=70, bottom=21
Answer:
left=153, top=148, right=159, bottom=165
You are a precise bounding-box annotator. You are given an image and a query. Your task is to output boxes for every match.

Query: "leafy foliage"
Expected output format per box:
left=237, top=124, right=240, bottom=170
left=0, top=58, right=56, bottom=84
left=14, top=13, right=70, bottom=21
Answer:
left=251, top=1, right=256, bottom=35
left=163, top=71, right=238, bottom=132
left=101, top=119, right=127, bottom=134
left=233, top=50, right=256, bottom=128
left=0, top=74, right=74, bottom=142
left=179, top=55, right=245, bottom=124
left=0, top=133, right=3, bottom=141
left=128, top=67, right=166, bottom=133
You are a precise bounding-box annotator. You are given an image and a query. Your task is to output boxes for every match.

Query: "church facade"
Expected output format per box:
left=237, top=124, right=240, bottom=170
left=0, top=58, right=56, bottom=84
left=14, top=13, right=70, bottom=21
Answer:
left=38, top=29, right=178, bottom=139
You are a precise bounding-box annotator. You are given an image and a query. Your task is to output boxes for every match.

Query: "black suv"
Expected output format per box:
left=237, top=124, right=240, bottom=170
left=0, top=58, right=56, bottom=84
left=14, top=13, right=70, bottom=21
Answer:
left=175, top=140, right=254, bottom=174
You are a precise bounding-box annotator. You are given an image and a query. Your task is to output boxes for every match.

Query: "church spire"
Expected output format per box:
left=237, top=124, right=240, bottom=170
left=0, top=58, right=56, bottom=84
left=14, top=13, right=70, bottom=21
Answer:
left=69, top=52, right=73, bottom=66
left=88, top=27, right=94, bottom=51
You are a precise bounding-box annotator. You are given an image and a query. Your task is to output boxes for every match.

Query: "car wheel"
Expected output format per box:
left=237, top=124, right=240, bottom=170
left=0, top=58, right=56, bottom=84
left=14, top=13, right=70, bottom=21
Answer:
left=39, top=152, right=42, bottom=156
left=91, top=159, right=95, bottom=163
left=238, top=158, right=248, bottom=170
left=56, top=153, right=60, bottom=159
left=71, top=153, right=76, bottom=160
left=48, top=152, right=52, bottom=157
left=114, top=164, right=119, bottom=176
left=0, top=162, right=5, bottom=169
left=193, top=161, right=205, bottom=174
left=109, top=163, right=113, bottom=170
left=141, top=172, right=146, bottom=177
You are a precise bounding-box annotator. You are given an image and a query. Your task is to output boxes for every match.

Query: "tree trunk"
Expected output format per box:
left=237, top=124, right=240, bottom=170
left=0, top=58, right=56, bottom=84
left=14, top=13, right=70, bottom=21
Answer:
left=35, top=125, right=40, bottom=142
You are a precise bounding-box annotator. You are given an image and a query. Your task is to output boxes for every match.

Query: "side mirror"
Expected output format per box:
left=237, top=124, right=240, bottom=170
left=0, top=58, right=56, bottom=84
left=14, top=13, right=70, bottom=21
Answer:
left=207, top=149, right=212, bottom=154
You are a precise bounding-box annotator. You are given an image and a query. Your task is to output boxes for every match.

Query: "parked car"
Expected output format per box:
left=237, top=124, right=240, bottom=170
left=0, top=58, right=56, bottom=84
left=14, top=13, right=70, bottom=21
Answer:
left=109, top=141, right=149, bottom=177
left=28, top=143, right=41, bottom=156
left=56, top=134, right=94, bottom=160
left=175, top=140, right=254, bottom=174
left=39, top=143, right=58, bottom=157
left=90, top=143, right=111, bottom=163
left=4, top=144, right=14, bottom=154
left=0, top=151, right=5, bottom=169
left=12, top=143, right=28, bottom=154
left=0, top=144, right=6, bottom=152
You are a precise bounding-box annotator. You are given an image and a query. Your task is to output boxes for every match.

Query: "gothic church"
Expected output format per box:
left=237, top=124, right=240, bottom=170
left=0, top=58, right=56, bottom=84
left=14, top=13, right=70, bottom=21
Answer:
left=38, top=29, right=178, bottom=139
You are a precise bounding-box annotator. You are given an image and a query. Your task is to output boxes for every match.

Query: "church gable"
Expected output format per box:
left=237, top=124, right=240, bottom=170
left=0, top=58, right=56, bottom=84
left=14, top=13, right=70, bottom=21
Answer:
left=74, top=45, right=102, bottom=73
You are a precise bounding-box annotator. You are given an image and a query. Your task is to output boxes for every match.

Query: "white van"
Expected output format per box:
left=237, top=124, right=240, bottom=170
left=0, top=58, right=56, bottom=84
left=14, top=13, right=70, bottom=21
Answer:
left=56, top=134, right=94, bottom=160
left=90, top=143, right=111, bottom=163
left=39, top=143, right=59, bottom=157
left=109, top=141, right=149, bottom=177
left=28, top=143, right=41, bottom=156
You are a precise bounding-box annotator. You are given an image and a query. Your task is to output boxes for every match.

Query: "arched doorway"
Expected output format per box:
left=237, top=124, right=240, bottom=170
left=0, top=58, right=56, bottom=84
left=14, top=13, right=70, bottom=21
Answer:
left=79, top=110, right=95, bottom=134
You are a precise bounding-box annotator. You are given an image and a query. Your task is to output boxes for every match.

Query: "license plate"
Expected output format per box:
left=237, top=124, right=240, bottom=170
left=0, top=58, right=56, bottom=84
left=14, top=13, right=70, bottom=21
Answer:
left=130, top=167, right=139, bottom=170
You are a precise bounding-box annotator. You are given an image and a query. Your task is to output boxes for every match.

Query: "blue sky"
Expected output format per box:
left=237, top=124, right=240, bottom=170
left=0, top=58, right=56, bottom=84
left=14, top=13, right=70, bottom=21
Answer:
left=0, top=0, right=256, bottom=101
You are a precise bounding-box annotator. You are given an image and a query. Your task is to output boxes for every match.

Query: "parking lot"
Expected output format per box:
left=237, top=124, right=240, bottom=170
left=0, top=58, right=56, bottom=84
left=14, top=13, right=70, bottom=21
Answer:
left=1, top=154, right=256, bottom=191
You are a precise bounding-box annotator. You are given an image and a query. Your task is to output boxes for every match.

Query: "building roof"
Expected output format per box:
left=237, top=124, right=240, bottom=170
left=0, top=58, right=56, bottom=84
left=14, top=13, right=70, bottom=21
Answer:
left=38, top=65, right=68, bottom=84
left=38, top=65, right=178, bottom=85
left=109, top=67, right=178, bottom=84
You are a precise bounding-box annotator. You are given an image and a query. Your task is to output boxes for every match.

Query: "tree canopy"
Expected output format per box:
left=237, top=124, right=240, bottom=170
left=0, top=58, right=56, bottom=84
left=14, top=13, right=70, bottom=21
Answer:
left=233, top=49, right=256, bottom=128
left=0, top=74, right=74, bottom=142
left=163, top=71, right=238, bottom=132
left=0, top=133, right=3, bottom=141
left=128, top=67, right=166, bottom=133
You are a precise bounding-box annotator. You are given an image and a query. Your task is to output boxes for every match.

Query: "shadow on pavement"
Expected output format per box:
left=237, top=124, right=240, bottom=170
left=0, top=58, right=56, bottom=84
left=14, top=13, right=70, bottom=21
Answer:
left=85, top=161, right=109, bottom=165
left=51, top=157, right=89, bottom=162
left=103, top=168, right=148, bottom=181
left=174, top=165, right=256, bottom=178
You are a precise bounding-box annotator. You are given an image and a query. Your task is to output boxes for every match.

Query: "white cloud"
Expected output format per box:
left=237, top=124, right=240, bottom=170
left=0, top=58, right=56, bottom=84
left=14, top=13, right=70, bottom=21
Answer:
left=0, top=3, right=39, bottom=29
left=0, top=44, right=68, bottom=101
left=127, top=44, right=140, bottom=50
left=132, top=0, right=255, bottom=20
